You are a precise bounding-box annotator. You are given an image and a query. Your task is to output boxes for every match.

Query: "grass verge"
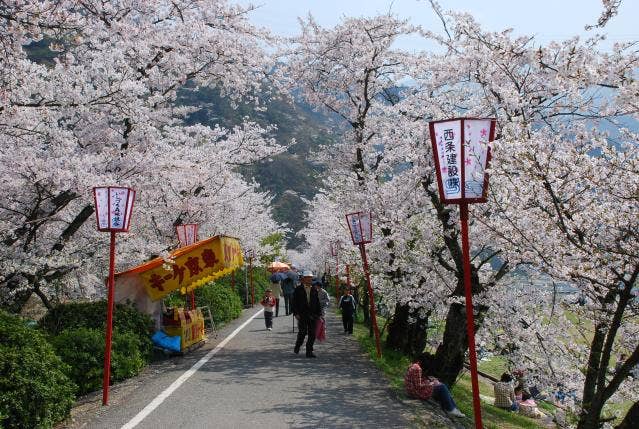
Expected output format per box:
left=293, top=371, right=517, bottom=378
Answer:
left=350, top=315, right=552, bottom=429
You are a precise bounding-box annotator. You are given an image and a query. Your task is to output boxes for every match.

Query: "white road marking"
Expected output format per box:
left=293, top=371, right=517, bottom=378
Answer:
left=121, top=309, right=264, bottom=429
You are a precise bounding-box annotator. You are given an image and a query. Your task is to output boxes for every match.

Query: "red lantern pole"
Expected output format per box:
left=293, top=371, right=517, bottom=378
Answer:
left=359, top=243, right=381, bottom=358
left=249, top=255, right=254, bottom=306
left=102, top=231, right=116, bottom=406
left=460, top=203, right=483, bottom=429
left=346, top=264, right=351, bottom=290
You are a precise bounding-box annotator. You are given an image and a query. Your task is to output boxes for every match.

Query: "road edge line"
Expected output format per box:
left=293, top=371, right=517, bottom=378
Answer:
left=121, top=308, right=264, bottom=429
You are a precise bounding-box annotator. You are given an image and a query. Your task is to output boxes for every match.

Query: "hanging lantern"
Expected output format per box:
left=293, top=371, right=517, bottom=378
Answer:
left=176, top=223, right=198, bottom=247
left=429, top=118, right=496, bottom=203
left=93, top=186, right=136, bottom=232
left=345, top=211, right=373, bottom=245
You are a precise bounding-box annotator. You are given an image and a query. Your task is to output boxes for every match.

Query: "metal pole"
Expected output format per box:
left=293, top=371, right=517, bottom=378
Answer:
left=190, top=290, right=196, bottom=310
left=334, top=255, right=339, bottom=300
left=359, top=244, right=381, bottom=358
left=102, top=231, right=116, bottom=406
left=460, top=203, right=483, bottom=429
left=250, top=256, right=254, bottom=306
left=244, top=266, right=248, bottom=306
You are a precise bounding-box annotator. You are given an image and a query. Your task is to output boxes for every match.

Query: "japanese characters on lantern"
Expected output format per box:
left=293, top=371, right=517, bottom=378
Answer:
left=93, top=186, right=136, bottom=232
left=429, top=118, right=495, bottom=203
left=463, top=119, right=494, bottom=198
left=346, top=211, right=373, bottom=245
left=176, top=224, right=198, bottom=247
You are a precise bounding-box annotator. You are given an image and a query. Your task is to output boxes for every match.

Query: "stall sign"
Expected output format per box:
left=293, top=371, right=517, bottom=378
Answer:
left=137, top=235, right=243, bottom=301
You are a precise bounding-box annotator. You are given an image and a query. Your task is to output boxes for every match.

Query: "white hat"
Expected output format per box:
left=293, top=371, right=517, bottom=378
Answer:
left=301, top=270, right=314, bottom=277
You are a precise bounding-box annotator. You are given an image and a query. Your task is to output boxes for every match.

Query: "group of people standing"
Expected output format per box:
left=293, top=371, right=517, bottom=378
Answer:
left=259, top=266, right=358, bottom=358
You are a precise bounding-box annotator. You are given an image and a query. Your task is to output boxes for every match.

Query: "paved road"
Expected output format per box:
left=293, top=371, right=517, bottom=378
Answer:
left=65, top=306, right=426, bottom=429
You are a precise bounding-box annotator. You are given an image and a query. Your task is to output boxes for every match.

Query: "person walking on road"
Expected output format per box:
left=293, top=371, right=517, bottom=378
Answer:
left=260, top=289, right=276, bottom=331
left=282, top=275, right=295, bottom=316
left=270, top=277, right=283, bottom=317
left=338, top=288, right=356, bottom=334
left=313, top=279, right=330, bottom=318
left=292, top=270, right=321, bottom=358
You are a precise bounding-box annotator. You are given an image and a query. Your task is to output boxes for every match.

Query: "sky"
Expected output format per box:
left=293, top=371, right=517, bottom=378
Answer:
left=237, top=0, right=639, bottom=51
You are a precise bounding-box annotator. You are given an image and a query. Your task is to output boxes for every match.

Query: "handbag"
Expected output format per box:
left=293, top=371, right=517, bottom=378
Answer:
left=315, top=317, right=326, bottom=342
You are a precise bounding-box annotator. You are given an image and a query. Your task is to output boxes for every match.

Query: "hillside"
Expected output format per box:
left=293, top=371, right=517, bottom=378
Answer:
left=177, top=85, right=336, bottom=248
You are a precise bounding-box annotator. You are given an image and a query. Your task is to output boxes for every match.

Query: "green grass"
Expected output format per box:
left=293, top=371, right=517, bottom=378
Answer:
left=350, top=315, right=551, bottom=429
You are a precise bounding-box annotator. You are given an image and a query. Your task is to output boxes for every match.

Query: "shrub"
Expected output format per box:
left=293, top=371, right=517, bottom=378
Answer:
left=50, top=328, right=146, bottom=395
left=195, top=282, right=242, bottom=324
left=0, top=310, right=76, bottom=429
left=39, top=300, right=154, bottom=358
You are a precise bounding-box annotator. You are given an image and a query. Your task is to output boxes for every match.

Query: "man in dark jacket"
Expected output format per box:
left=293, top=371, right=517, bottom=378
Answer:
left=292, top=270, right=322, bottom=358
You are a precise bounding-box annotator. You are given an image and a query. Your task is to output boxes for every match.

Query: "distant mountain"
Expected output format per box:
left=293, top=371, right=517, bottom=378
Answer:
left=176, top=84, right=337, bottom=248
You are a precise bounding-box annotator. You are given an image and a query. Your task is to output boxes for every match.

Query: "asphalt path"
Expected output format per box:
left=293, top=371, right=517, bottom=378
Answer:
left=67, top=305, right=425, bottom=429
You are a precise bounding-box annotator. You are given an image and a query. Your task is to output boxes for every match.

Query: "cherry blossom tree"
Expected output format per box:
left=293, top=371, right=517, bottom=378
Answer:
left=0, top=0, right=285, bottom=310
left=293, top=5, right=638, bottom=426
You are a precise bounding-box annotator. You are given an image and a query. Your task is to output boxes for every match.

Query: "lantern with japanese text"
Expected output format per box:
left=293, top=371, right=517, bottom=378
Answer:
left=428, top=117, right=496, bottom=429
left=93, top=186, right=136, bottom=232
left=345, top=211, right=381, bottom=357
left=346, top=211, right=373, bottom=245
left=92, top=186, right=136, bottom=406
left=176, top=223, right=198, bottom=247
left=429, top=118, right=495, bottom=203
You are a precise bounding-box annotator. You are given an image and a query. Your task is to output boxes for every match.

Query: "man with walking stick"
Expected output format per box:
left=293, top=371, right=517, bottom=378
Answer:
left=292, top=270, right=321, bottom=358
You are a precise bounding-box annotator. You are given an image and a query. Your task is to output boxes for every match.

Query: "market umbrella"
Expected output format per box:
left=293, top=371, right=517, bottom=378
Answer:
left=267, top=261, right=290, bottom=273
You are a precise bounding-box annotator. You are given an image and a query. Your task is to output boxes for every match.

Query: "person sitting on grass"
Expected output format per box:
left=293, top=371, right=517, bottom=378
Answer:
left=494, top=373, right=519, bottom=411
left=404, top=352, right=466, bottom=418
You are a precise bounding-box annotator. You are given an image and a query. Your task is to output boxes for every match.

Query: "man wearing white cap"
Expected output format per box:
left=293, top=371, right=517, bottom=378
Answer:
left=292, top=270, right=322, bottom=358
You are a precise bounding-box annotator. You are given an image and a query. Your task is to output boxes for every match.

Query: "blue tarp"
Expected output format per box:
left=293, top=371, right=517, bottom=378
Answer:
left=151, top=330, right=181, bottom=352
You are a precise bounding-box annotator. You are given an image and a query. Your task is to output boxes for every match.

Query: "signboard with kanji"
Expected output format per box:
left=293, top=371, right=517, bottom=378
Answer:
left=176, top=224, right=198, bottom=247
left=428, top=118, right=495, bottom=204
left=93, top=186, right=136, bottom=232
left=115, top=235, right=243, bottom=301
left=346, top=211, right=373, bottom=245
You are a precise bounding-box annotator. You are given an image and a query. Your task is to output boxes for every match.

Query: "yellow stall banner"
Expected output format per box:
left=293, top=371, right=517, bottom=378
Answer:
left=116, top=235, right=243, bottom=301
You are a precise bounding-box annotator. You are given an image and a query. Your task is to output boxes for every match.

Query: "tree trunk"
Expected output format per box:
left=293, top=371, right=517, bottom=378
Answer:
left=576, top=400, right=606, bottom=429
left=432, top=302, right=468, bottom=386
left=615, top=401, right=639, bottom=429
left=386, top=303, right=429, bottom=359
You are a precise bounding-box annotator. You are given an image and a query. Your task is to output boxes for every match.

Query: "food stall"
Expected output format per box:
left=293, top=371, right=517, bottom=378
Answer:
left=114, top=235, right=243, bottom=352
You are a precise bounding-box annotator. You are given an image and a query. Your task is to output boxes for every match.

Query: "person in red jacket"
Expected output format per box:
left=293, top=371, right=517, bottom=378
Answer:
left=260, top=289, right=276, bottom=331
left=405, top=352, right=465, bottom=418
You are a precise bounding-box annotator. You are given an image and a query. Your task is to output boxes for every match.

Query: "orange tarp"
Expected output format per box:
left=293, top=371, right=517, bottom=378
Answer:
left=115, top=235, right=243, bottom=301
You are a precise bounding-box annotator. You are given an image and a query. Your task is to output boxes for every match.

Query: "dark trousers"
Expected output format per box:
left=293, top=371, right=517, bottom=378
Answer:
left=284, top=295, right=292, bottom=315
left=275, top=298, right=280, bottom=317
left=432, top=384, right=457, bottom=412
left=342, top=313, right=354, bottom=333
left=264, top=311, right=273, bottom=329
left=295, top=317, right=316, bottom=354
